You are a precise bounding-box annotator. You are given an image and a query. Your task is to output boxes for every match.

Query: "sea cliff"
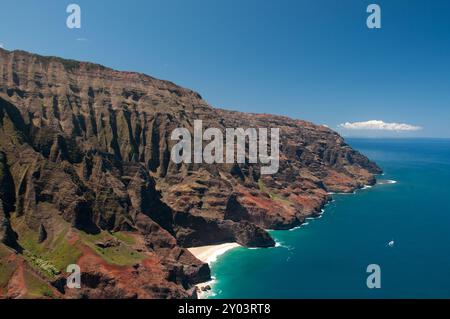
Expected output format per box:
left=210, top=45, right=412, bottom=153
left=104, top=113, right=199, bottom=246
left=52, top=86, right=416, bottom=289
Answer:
left=0, top=48, right=381, bottom=298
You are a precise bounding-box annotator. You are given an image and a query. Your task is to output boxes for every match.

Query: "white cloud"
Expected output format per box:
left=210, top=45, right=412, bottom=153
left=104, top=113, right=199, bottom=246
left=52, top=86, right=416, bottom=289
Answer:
left=339, top=120, right=422, bottom=131
left=0, top=43, right=4, bottom=49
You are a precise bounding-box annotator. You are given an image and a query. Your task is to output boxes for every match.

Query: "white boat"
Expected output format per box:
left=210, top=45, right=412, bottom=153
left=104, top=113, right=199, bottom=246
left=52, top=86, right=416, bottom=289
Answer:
left=388, top=240, right=395, bottom=247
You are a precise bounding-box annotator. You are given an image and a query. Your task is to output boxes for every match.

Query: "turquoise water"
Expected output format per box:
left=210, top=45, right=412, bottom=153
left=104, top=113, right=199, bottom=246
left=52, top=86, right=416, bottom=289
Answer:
left=209, top=138, right=450, bottom=298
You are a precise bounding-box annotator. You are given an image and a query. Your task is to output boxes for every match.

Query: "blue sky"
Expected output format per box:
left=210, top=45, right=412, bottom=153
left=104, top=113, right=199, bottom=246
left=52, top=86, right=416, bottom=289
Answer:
left=1, top=0, right=449, bottom=137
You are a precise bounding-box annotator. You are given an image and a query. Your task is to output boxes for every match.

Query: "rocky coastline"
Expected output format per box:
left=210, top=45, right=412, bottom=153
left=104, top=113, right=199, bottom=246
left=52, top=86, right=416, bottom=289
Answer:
left=0, top=48, right=381, bottom=298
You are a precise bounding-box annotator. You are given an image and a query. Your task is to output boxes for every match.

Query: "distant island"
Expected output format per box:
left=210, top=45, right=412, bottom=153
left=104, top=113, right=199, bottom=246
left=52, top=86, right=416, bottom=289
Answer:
left=0, top=48, right=380, bottom=298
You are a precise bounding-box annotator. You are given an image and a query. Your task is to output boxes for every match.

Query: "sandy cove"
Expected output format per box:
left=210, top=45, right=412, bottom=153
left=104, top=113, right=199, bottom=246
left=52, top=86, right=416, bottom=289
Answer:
left=188, top=243, right=241, bottom=264
left=188, top=243, right=241, bottom=297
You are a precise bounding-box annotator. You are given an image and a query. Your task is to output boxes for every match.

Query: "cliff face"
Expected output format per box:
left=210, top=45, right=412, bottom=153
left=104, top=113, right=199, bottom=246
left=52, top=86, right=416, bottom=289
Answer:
left=0, top=48, right=381, bottom=298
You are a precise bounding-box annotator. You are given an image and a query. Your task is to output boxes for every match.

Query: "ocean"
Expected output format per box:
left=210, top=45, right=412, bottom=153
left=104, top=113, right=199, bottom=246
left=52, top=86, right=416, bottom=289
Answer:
left=207, top=138, right=450, bottom=298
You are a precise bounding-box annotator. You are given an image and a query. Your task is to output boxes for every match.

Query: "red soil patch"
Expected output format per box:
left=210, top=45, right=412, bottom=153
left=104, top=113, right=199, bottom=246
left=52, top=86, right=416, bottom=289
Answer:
left=6, top=257, right=27, bottom=298
left=74, top=244, right=173, bottom=298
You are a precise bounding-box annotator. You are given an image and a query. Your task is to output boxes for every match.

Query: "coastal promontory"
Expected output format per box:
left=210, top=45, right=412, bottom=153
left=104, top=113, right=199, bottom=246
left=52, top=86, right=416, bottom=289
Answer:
left=0, top=48, right=381, bottom=298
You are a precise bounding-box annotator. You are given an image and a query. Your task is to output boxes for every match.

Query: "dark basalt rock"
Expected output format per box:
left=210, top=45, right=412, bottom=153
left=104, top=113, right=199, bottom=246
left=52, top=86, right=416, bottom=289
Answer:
left=0, top=199, right=18, bottom=248
left=38, top=224, right=47, bottom=243
left=95, top=238, right=120, bottom=248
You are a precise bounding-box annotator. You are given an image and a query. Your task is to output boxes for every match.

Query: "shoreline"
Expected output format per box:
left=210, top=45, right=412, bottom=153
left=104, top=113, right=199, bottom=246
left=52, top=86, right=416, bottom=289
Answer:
left=188, top=242, right=241, bottom=264
left=188, top=243, right=241, bottom=298
left=190, top=179, right=389, bottom=298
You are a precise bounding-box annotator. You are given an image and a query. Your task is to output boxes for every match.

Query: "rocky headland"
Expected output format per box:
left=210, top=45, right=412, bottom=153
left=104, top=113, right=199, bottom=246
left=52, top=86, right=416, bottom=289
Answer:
left=0, top=48, right=381, bottom=298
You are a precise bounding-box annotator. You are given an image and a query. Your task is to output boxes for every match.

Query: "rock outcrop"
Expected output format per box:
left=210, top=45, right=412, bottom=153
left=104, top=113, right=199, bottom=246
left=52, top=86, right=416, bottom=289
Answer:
left=0, top=48, right=381, bottom=298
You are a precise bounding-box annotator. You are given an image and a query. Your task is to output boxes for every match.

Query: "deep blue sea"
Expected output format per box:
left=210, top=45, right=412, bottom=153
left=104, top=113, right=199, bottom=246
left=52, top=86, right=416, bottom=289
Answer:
left=208, top=138, right=450, bottom=298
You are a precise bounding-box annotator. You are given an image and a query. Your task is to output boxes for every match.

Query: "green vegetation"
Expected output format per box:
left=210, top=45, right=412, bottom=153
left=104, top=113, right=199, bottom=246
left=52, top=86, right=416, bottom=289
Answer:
left=11, top=213, right=144, bottom=280
left=258, top=179, right=292, bottom=204
left=12, top=218, right=82, bottom=278
left=24, top=270, right=55, bottom=298
left=0, top=242, right=56, bottom=297
left=257, top=179, right=267, bottom=193
left=23, top=251, right=60, bottom=278
left=79, top=231, right=144, bottom=266
left=45, top=231, right=82, bottom=270
left=111, top=231, right=136, bottom=245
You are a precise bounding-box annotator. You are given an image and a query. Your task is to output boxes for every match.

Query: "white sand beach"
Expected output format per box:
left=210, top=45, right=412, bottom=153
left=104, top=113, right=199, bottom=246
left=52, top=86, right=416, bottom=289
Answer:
left=188, top=242, right=241, bottom=298
left=188, top=242, right=241, bottom=264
